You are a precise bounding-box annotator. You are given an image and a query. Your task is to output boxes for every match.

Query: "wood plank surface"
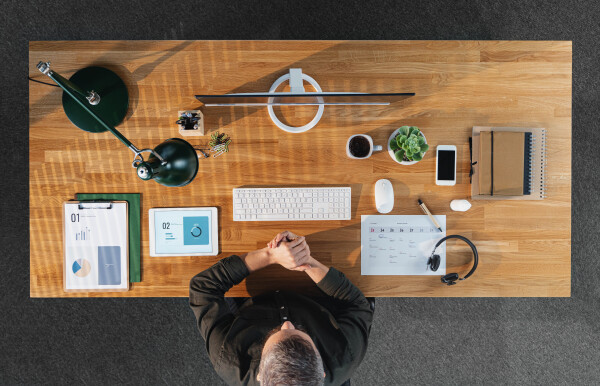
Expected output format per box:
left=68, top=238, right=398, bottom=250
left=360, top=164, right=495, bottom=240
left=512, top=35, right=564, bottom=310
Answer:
left=28, top=41, right=572, bottom=297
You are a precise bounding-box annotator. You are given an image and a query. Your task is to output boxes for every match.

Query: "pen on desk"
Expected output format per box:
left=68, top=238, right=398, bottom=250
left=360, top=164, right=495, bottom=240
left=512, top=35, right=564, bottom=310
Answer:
left=417, top=199, right=443, bottom=233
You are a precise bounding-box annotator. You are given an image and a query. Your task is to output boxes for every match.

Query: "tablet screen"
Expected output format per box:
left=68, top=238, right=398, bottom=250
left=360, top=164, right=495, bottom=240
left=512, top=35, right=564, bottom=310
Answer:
left=153, top=209, right=215, bottom=255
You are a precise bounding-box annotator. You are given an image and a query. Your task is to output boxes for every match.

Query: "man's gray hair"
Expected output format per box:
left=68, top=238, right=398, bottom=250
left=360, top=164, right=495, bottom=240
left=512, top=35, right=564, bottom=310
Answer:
left=259, top=334, right=324, bottom=386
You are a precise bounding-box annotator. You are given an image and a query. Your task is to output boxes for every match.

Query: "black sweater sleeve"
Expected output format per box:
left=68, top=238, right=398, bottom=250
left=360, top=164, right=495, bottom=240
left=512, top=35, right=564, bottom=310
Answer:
left=316, top=268, right=373, bottom=372
left=189, top=255, right=249, bottom=360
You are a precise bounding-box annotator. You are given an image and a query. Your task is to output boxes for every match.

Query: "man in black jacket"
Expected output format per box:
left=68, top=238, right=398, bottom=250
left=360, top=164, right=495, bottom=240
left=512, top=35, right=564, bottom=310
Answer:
left=189, top=231, right=373, bottom=386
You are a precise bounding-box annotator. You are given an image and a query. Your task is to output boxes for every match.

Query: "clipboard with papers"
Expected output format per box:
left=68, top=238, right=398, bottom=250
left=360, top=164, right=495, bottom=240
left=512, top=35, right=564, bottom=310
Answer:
left=63, top=201, right=129, bottom=292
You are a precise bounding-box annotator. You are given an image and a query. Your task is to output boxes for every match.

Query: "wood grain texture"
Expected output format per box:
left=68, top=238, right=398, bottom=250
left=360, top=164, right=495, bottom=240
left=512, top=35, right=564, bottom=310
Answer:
left=29, top=41, right=572, bottom=297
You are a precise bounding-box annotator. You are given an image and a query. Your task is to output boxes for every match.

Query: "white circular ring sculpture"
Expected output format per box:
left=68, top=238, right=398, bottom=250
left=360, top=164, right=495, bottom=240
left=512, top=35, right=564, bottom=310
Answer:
left=267, top=72, right=324, bottom=133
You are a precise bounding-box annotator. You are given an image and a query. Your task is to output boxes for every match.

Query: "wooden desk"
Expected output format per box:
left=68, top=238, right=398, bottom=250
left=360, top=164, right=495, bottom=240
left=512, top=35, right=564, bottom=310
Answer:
left=29, top=41, right=571, bottom=297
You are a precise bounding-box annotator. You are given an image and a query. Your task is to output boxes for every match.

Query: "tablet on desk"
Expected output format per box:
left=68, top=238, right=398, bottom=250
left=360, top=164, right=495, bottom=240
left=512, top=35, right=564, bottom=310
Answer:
left=149, top=207, right=218, bottom=256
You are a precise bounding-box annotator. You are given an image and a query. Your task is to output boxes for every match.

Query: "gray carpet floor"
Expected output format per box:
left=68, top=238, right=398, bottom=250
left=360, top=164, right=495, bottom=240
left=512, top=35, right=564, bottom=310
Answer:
left=2, top=0, right=599, bottom=384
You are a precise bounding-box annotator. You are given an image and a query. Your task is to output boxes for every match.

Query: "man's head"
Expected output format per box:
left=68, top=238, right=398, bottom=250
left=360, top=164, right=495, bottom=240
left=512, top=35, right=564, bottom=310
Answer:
left=257, top=321, right=325, bottom=386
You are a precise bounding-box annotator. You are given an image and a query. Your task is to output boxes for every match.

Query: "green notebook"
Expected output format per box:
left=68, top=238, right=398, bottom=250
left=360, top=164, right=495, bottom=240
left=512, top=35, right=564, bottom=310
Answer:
left=76, top=193, right=141, bottom=282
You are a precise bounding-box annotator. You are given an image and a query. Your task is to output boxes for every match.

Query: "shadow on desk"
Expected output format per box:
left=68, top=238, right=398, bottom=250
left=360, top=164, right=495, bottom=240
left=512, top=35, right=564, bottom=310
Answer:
left=99, top=41, right=195, bottom=123
left=192, top=41, right=426, bottom=131
left=245, top=222, right=361, bottom=297
left=29, top=41, right=195, bottom=126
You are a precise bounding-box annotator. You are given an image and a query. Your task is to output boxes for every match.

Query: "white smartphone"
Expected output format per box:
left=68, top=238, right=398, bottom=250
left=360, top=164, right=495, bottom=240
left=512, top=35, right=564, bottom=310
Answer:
left=435, top=145, right=457, bottom=186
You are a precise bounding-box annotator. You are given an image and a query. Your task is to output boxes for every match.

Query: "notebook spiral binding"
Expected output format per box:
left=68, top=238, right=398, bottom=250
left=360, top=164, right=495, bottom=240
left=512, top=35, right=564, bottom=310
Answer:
left=530, top=130, right=547, bottom=199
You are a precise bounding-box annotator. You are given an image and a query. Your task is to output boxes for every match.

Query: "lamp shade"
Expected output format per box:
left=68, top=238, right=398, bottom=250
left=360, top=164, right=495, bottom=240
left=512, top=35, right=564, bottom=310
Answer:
left=135, top=138, right=199, bottom=187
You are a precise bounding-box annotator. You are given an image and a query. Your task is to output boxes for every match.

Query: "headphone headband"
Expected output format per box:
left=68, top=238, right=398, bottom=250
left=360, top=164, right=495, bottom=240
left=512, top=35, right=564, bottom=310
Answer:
left=429, top=234, right=479, bottom=285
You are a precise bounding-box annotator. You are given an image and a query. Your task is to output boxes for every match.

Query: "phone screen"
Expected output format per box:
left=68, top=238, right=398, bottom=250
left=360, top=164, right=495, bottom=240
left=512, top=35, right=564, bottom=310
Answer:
left=437, top=150, right=456, bottom=181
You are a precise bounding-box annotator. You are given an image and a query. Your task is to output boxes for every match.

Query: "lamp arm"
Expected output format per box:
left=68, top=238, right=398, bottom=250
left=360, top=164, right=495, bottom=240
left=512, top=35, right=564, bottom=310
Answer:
left=131, top=147, right=166, bottom=167
left=40, top=68, right=89, bottom=101
left=36, top=61, right=165, bottom=165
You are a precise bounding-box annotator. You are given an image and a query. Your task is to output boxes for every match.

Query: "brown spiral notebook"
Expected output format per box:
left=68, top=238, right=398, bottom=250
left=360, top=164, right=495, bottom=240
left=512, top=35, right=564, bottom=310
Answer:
left=471, top=127, right=546, bottom=200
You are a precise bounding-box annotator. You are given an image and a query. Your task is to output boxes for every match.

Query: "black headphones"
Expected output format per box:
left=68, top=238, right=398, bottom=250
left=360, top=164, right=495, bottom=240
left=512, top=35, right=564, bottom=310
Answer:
left=427, top=235, right=479, bottom=286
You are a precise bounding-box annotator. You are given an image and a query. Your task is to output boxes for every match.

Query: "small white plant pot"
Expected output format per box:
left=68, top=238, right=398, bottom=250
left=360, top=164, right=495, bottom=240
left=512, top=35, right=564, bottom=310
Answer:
left=387, top=129, right=427, bottom=165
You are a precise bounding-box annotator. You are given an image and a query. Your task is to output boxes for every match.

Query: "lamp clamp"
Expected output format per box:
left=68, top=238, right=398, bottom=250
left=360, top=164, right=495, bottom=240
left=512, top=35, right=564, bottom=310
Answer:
left=37, top=61, right=52, bottom=75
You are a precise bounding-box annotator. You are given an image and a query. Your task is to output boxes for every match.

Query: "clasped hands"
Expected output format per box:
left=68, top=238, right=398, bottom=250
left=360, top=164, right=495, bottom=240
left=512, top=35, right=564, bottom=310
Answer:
left=266, top=231, right=313, bottom=271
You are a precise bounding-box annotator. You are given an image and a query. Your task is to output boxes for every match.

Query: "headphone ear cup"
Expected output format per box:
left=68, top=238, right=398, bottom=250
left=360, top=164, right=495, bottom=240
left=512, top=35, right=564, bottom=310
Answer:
left=428, top=254, right=441, bottom=271
left=441, top=273, right=459, bottom=285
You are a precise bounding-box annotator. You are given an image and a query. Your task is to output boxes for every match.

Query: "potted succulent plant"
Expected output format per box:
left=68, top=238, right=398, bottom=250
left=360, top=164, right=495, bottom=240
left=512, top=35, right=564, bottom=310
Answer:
left=387, top=126, right=429, bottom=165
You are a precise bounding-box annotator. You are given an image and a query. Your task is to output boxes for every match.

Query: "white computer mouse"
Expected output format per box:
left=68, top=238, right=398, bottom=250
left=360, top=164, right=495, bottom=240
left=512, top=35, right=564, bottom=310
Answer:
left=375, top=179, right=394, bottom=214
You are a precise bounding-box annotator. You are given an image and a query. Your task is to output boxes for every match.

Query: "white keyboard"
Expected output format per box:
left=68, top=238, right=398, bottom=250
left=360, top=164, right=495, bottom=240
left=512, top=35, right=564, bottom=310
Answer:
left=233, top=187, right=351, bottom=221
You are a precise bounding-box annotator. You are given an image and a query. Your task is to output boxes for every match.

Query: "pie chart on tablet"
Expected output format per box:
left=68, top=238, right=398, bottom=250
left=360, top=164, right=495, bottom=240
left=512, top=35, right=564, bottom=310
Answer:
left=72, top=259, right=91, bottom=277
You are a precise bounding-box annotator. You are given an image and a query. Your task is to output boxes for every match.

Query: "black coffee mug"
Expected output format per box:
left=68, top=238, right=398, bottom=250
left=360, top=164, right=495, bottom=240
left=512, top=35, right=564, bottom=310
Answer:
left=346, top=134, right=382, bottom=159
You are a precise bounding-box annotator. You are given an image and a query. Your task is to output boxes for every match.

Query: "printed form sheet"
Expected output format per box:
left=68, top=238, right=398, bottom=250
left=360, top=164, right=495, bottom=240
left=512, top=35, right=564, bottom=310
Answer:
left=361, top=215, right=446, bottom=275
left=64, top=202, right=129, bottom=291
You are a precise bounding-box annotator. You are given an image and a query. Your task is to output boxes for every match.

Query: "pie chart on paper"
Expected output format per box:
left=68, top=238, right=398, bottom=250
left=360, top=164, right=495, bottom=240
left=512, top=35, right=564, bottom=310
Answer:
left=72, top=258, right=91, bottom=277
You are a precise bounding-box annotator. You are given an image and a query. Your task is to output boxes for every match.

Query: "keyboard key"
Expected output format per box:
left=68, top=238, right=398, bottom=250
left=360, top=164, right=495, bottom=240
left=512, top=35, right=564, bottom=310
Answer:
left=257, top=214, right=289, bottom=220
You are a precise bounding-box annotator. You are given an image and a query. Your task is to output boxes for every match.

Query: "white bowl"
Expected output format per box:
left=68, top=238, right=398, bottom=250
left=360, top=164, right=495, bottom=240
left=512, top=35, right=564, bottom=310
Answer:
left=387, top=128, right=427, bottom=165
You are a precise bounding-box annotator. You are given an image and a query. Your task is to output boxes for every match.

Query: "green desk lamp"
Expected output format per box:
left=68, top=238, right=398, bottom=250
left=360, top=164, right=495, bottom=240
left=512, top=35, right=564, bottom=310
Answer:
left=36, top=61, right=199, bottom=187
